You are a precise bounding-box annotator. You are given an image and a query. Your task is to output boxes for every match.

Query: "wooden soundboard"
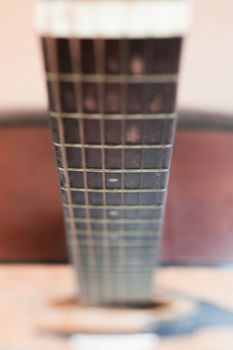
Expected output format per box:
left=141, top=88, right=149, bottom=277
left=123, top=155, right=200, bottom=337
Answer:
left=0, top=265, right=233, bottom=349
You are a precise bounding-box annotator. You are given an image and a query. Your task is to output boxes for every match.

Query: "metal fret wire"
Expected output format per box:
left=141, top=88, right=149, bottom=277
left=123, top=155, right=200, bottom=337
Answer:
left=62, top=188, right=165, bottom=193
left=49, top=111, right=176, bottom=120
left=67, top=218, right=162, bottom=223
left=70, top=238, right=161, bottom=246
left=70, top=257, right=155, bottom=269
left=46, top=72, right=177, bottom=83
left=63, top=203, right=163, bottom=209
left=69, top=38, right=98, bottom=302
left=67, top=229, right=161, bottom=239
left=94, top=39, right=113, bottom=303
left=54, top=142, right=172, bottom=149
left=58, top=167, right=168, bottom=173
left=70, top=241, right=160, bottom=248
left=46, top=38, right=86, bottom=295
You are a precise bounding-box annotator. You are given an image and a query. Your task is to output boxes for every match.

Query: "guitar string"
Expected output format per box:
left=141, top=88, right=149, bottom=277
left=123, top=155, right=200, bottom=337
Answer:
left=141, top=39, right=156, bottom=298
left=117, top=38, right=129, bottom=302
left=158, top=39, right=181, bottom=263
left=144, top=39, right=172, bottom=295
left=159, top=42, right=168, bottom=256
left=130, top=39, right=165, bottom=298
left=135, top=39, right=147, bottom=298
left=154, top=40, right=170, bottom=277
left=46, top=37, right=86, bottom=298
left=69, top=37, right=98, bottom=303
left=94, top=38, right=113, bottom=303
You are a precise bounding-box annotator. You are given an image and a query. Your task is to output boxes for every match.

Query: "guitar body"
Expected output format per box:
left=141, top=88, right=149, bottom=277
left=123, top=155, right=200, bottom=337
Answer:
left=1, top=265, right=233, bottom=349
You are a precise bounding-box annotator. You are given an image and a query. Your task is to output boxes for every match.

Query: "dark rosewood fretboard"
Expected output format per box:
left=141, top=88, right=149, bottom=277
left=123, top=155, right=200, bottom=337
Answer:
left=42, top=37, right=181, bottom=305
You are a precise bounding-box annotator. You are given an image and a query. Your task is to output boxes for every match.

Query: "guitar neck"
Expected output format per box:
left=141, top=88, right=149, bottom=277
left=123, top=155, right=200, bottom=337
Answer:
left=37, top=0, right=191, bottom=306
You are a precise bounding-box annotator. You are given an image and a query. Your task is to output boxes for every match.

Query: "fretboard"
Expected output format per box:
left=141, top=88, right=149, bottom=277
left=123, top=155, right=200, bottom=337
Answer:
left=42, top=36, right=181, bottom=305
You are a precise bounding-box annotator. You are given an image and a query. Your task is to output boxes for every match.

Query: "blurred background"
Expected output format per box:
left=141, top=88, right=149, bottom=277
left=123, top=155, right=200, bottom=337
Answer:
left=0, top=0, right=233, bottom=263
left=2, top=0, right=233, bottom=116
left=1, top=1, right=233, bottom=349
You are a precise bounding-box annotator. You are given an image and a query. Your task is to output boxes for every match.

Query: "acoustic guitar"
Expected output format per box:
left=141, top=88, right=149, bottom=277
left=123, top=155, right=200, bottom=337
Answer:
left=34, top=3, right=233, bottom=346
left=35, top=0, right=192, bottom=306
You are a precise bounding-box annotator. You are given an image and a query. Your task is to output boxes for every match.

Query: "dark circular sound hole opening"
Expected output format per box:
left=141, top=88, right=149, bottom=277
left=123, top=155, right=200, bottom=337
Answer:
left=50, top=296, right=171, bottom=311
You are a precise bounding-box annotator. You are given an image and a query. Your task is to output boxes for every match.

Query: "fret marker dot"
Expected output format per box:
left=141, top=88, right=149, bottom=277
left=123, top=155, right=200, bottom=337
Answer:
left=108, top=210, right=119, bottom=217
left=108, top=178, right=119, bottom=183
left=110, top=233, right=119, bottom=240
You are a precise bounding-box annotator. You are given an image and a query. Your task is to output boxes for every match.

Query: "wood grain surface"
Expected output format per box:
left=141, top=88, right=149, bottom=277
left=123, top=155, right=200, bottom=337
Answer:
left=0, top=265, right=232, bottom=349
left=0, top=125, right=233, bottom=262
left=0, top=126, right=66, bottom=261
